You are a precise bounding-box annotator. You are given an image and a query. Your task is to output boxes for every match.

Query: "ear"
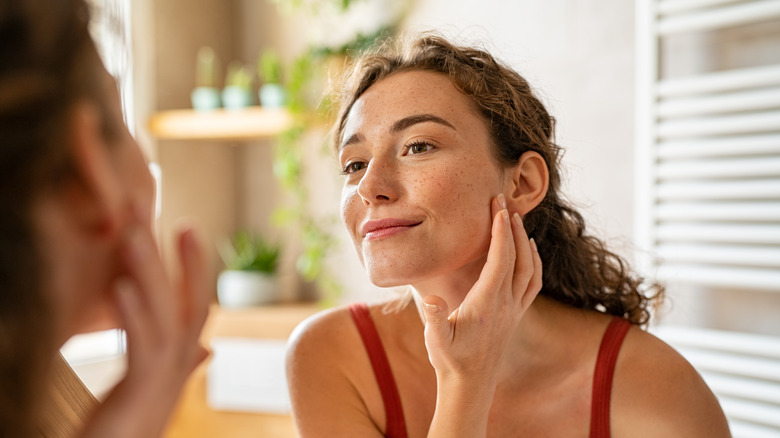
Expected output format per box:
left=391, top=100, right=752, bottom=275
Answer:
left=504, top=151, right=549, bottom=216
left=67, top=101, right=123, bottom=237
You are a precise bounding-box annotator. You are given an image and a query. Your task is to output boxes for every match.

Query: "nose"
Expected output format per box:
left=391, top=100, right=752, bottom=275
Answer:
left=356, top=157, right=398, bottom=206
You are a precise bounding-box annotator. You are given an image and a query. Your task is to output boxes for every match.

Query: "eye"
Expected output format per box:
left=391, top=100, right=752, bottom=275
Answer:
left=341, top=161, right=367, bottom=175
left=404, top=140, right=435, bottom=155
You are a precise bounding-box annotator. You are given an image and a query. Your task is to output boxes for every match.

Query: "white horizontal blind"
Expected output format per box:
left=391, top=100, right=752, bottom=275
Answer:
left=636, top=0, right=780, bottom=292
left=654, top=325, right=780, bottom=437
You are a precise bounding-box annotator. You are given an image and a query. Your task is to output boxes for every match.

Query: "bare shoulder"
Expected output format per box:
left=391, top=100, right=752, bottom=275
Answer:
left=287, top=304, right=359, bottom=365
left=611, top=326, right=731, bottom=437
left=285, top=302, right=393, bottom=437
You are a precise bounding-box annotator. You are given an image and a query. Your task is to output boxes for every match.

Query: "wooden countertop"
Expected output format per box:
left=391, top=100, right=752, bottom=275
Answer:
left=163, top=303, right=320, bottom=438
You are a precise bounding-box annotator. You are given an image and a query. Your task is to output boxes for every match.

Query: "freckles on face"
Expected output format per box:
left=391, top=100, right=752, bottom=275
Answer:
left=339, top=70, right=504, bottom=287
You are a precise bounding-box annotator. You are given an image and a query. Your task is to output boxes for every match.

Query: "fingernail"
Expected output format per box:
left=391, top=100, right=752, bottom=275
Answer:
left=497, top=193, right=507, bottom=210
left=423, top=301, right=439, bottom=312
left=502, top=209, right=510, bottom=223
left=530, top=237, right=538, bottom=253
left=513, top=212, right=523, bottom=227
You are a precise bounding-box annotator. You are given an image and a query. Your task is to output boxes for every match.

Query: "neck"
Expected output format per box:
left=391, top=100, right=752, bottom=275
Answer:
left=409, top=253, right=487, bottom=311
left=497, top=297, right=603, bottom=384
left=410, top=286, right=589, bottom=384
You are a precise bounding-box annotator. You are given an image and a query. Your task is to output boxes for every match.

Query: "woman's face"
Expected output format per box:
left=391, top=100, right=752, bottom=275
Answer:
left=339, top=70, right=510, bottom=288
left=101, top=71, right=156, bottom=226
left=83, top=68, right=156, bottom=329
left=53, top=65, right=155, bottom=336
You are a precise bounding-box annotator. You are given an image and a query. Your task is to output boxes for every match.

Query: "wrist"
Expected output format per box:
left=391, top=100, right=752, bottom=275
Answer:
left=436, top=373, right=496, bottom=410
left=428, top=376, right=496, bottom=438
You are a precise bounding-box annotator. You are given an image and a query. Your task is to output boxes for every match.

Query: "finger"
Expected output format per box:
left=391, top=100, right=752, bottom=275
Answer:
left=510, top=213, right=535, bottom=303
left=521, top=238, right=543, bottom=309
left=422, top=295, right=452, bottom=353
left=472, top=200, right=515, bottom=305
left=491, top=193, right=506, bottom=220
left=176, top=224, right=210, bottom=334
left=122, top=224, right=175, bottom=334
left=114, top=279, right=153, bottom=371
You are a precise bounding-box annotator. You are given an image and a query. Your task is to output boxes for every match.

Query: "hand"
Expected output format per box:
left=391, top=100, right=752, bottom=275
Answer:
left=80, top=211, right=211, bottom=438
left=420, top=194, right=542, bottom=437
left=422, top=193, right=543, bottom=384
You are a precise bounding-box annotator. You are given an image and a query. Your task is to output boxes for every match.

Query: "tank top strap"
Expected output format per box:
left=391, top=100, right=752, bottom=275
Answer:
left=349, top=303, right=408, bottom=438
left=590, top=316, right=632, bottom=438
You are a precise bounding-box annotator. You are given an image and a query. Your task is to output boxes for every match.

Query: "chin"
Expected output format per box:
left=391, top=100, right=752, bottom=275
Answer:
left=365, top=262, right=428, bottom=288
left=367, top=274, right=408, bottom=288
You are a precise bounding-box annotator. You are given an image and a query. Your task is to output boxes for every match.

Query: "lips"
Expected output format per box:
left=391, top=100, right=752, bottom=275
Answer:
left=361, top=218, right=422, bottom=238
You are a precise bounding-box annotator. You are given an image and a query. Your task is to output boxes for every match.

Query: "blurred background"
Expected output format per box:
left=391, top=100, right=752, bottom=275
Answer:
left=62, top=0, right=780, bottom=436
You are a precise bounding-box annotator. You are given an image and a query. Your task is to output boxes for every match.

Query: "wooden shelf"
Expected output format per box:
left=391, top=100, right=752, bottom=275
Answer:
left=148, top=106, right=292, bottom=141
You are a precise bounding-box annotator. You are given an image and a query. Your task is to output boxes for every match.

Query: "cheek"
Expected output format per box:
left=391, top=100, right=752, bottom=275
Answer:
left=426, top=164, right=492, bottom=219
left=431, top=163, right=499, bottom=252
left=340, top=185, right=364, bottom=253
left=126, top=146, right=155, bottom=221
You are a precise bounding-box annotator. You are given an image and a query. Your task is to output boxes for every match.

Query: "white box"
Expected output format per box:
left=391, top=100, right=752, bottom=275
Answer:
left=207, top=337, right=290, bottom=414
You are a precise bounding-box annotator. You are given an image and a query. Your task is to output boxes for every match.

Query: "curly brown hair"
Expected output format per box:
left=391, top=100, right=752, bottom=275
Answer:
left=333, top=33, right=664, bottom=326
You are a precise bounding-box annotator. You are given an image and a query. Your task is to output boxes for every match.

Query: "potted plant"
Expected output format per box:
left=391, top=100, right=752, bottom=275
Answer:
left=222, top=61, right=254, bottom=110
left=191, top=46, right=221, bottom=111
left=217, top=230, right=281, bottom=308
left=257, top=49, right=286, bottom=108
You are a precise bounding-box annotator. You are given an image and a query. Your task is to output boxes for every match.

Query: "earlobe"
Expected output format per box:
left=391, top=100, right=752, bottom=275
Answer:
left=506, top=151, right=549, bottom=216
left=68, top=101, right=123, bottom=237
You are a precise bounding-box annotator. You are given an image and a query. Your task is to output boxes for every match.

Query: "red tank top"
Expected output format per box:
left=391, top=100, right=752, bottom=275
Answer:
left=349, top=303, right=632, bottom=438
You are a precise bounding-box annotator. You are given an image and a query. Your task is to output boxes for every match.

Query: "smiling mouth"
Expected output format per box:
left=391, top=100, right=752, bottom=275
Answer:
left=361, top=219, right=422, bottom=239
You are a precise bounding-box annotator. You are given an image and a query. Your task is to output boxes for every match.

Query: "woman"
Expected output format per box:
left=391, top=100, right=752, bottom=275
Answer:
left=0, top=0, right=209, bottom=436
left=286, top=34, right=731, bottom=437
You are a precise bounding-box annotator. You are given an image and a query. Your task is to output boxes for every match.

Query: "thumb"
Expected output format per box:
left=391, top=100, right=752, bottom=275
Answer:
left=422, top=295, right=451, bottom=347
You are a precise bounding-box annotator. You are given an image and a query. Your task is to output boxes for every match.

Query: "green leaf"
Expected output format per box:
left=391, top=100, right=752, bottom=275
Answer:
left=220, top=230, right=280, bottom=274
left=271, top=207, right=297, bottom=226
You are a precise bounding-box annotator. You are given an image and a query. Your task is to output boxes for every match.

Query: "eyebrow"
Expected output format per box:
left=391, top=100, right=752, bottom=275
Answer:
left=340, top=113, right=456, bottom=150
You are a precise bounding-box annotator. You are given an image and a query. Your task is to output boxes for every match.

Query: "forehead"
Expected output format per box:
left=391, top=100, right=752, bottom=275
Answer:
left=342, top=70, right=487, bottom=141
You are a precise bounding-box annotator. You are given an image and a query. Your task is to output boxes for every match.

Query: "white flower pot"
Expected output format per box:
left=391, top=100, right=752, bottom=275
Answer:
left=221, top=86, right=253, bottom=110
left=217, top=270, right=278, bottom=308
left=191, top=86, right=221, bottom=111
left=259, top=83, right=286, bottom=108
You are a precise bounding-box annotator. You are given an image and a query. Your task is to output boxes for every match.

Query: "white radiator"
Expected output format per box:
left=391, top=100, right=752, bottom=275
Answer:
left=654, top=325, right=780, bottom=437
left=635, top=0, right=780, bottom=290
left=636, top=1, right=780, bottom=435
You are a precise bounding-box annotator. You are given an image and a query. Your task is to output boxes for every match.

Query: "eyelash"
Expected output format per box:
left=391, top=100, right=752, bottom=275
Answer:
left=340, top=140, right=436, bottom=175
left=403, top=139, right=434, bottom=155
left=341, top=161, right=366, bottom=175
